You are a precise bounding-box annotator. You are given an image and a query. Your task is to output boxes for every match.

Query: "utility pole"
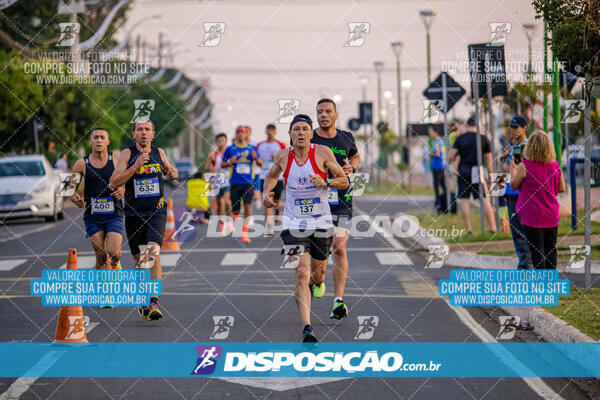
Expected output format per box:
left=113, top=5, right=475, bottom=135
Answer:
left=470, top=47, right=486, bottom=234
left=543, top=21, right=549, bottom=132
left=485, top=53, right=499, bottom=226
left=391, top=41, right=404, bottom=163
left=359, top=76, right=369, bottom=176
left=552, top=57, right=562, bottom=167
left=584, top=74, right=592, bottom=290
left=158, top=32, right=163, bottom=68
left=135, top=34, right=140, bottom=64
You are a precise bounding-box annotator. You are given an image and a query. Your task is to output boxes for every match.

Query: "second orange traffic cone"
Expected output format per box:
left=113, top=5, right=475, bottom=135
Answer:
left=162, top=198, right=180, bottom=251
left=54, top=248, right=88, bottom=343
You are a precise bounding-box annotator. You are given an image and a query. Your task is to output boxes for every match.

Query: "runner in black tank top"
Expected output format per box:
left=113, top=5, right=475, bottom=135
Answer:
left=69, top=129, right=125, bottom=278
left=110, top=120, right=178, bottom=321
left=124, top=145, right=166, bottom=217
left=83, top=152, right=124, bottom=220
left=311, top=99, right=361, bottom=321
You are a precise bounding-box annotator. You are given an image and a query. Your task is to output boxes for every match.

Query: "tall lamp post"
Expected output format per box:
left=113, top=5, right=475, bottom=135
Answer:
left=402, top=79, right=412, bottom=192
left=374, top=61, right=384, bottom=183
left=391, top=41, right=406, bottom=163
left=419, top=9, right=436, bottom=84
left=420, top=9, right=436, bottom=167
left=374, top=61, right=385, bottom=123
left=359, top=76, right=369, bottom=175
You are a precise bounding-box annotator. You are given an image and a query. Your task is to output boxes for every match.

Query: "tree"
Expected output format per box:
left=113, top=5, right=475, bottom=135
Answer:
left=0, top=1, right=132, bottom=55
left=533, top=0, right=600, bottom=95
left=98, top=81, right=187, bottom=150
left=0, top=51, right=44, bottom=152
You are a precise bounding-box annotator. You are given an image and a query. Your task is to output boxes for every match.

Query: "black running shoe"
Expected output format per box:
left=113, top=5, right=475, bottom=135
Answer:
left=148, top=301, right=163, bottom=321
left=330, top=299, right=348, bottom=320
left=302, top=324, right=318, bottom=342
left=138, top=305, right=150, bottom=320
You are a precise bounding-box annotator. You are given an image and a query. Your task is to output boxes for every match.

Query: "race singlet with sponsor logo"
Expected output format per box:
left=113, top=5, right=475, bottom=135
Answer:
left=282, top=144, right=332, bottom=230
left=83, top=153, right=124, bottom=220
left=124, top=145, right=166, bottom=216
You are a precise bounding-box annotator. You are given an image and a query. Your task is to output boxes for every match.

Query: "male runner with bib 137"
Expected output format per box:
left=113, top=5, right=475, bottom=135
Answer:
left=262, top=114, right=349, bottom=342
left=110, top=121, right=178, bottom=321
left=70, top=128, right=125, bottom=282
left=311, top=98, right=360, bottom=320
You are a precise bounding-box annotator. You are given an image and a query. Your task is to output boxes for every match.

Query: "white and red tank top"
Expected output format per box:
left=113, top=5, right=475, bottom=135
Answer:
left=282, top=144, right=332, bottom=230
left=213, top=150, right=230, bottom=187
left=257, top=139, right=286, bottom=180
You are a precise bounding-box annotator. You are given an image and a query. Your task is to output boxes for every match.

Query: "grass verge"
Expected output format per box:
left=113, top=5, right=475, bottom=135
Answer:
left=543, top=288, right=600, bottom=340
left=478, top=245, right=600, bottom=261
left=406, top=209, right=600, bottom=243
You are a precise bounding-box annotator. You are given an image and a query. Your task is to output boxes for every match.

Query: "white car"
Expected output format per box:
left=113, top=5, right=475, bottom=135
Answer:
left=0, top=155, right=65, bottom=222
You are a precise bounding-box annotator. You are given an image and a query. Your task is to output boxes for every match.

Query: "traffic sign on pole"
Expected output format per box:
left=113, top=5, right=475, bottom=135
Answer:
left=422, top=72, right=466, bottom=111
left=468, top=43, right=508, bottom=98
left=348, top=118, right=361, bottom=132
left=358, top=102, right=373, bottom=125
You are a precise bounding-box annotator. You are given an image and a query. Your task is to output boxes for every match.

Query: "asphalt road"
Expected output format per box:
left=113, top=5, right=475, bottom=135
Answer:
left=0, top=188, right=598, bottom=399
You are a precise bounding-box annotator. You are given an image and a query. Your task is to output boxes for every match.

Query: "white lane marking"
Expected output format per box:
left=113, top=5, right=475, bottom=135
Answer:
left=0, top=350, right=64, bottom=400
left=220, top=252, right=257, bottom=266
left=0, top=224, right=54, bottom=245
left=217, top=377, right=349, bottom=391
left=59, top=254, right=182, bottom=269
left=367, top=209, right=565, bottom=400
left=446, top=300, right=565, bottom=400
left=160, top=253, right=181, bottom=268
left=0, top=247, right=396, bottom=260
left=375, top=252, right=412, bottom=266
left=0, top=259, right=27, bottom=272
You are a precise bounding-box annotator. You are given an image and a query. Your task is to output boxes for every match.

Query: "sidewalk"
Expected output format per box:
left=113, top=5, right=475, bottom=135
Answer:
left=448, top=235, right=600, bottom=253
left=397, top=212, right=600, bottom=343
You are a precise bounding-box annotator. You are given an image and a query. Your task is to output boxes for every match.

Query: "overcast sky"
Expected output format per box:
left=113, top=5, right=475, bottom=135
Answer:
left=121, top=0, right=542, bottom=142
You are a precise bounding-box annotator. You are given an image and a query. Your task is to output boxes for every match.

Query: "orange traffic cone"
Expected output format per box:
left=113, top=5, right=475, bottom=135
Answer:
left=162, top=198, right=180, bottom=251
left=54, top=248, right=88, bottom=343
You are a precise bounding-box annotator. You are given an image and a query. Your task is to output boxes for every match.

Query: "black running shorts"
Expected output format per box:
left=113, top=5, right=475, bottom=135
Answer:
left=280, top=228, right=333, bottom=261
left=125, top=211, right=167, bottom=255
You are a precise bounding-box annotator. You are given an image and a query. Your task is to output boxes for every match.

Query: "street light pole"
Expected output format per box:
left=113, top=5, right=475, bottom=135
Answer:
left=374, top=61, right=384, bottom=183
left=420, top=9, right=436, bottom=171
left=359, top=76, right=369, bottom=173
left=391, top=41, right=405, bottom=163
left=374, top=61, right=384, bottom=123
left=402, top=79, right=412, bottom=192
left=419, top=9, right=436, bottom=84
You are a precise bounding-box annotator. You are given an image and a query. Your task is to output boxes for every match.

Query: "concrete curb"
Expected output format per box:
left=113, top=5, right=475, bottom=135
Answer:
left=397, top=212, right=598, bottom=343
left=361, top=194, right=435, bottom=202
left=446, top=251, right=600, bottom=275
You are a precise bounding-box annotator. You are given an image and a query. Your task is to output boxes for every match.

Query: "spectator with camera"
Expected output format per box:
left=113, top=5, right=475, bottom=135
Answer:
left=502, top=116, right=533, bottom=269
left=510, top=130, right=565, bottom=269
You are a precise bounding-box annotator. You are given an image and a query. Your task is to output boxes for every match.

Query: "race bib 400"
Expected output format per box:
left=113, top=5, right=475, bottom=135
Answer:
left=91, top=197, right=114, bottom=214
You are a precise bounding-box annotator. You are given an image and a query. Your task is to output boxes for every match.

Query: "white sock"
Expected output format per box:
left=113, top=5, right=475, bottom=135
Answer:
left=334, top=297, right=343, bottom=303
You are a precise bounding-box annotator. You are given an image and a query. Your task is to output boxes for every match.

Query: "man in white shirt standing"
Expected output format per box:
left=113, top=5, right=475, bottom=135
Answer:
left=257, top=124, right=287, bottom=236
